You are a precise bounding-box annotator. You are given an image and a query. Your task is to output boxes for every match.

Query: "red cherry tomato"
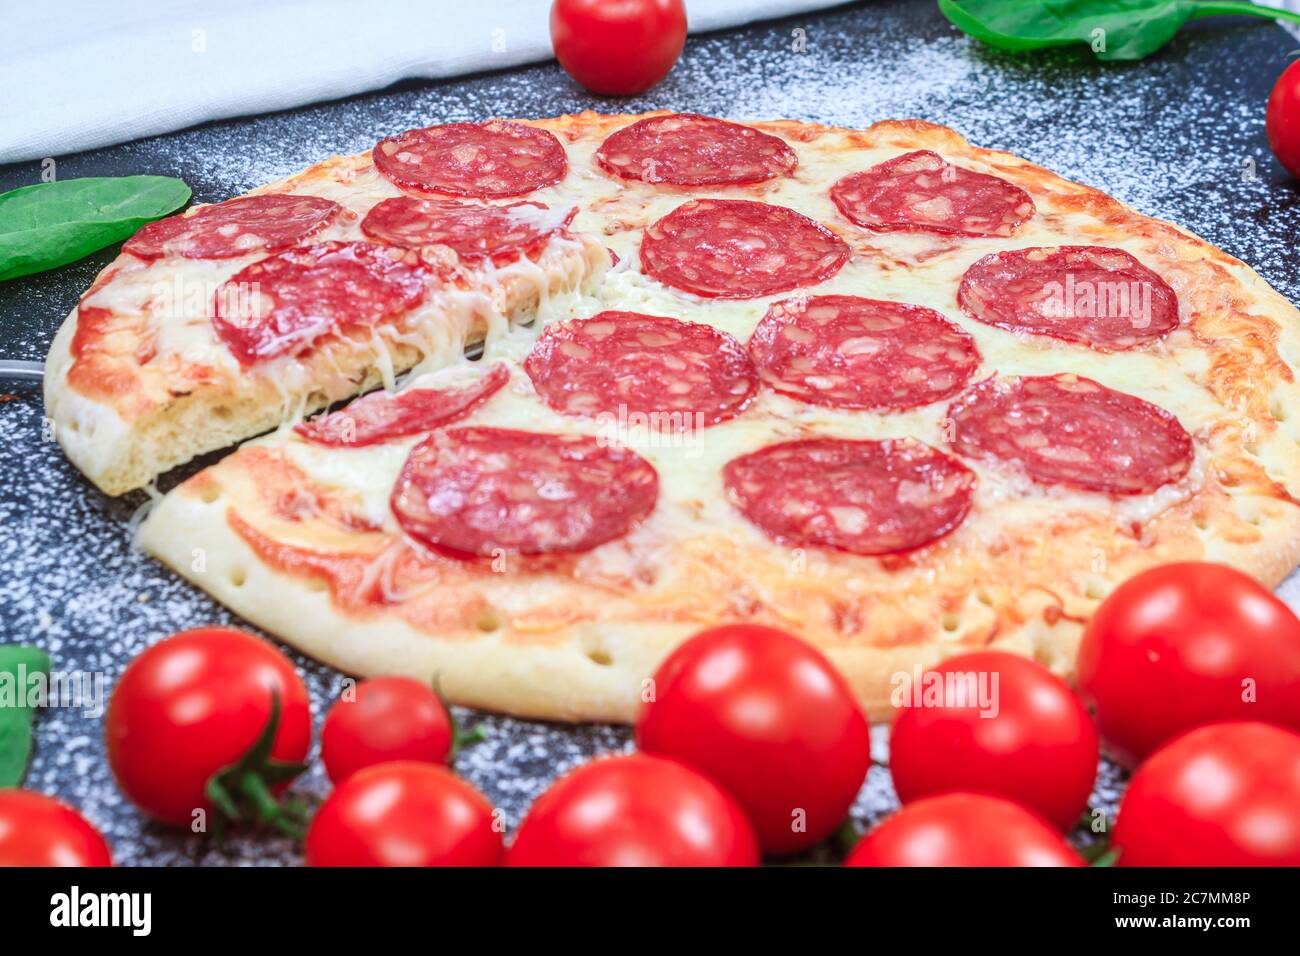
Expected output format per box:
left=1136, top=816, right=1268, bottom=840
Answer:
left=0, top=791, right=112, bottom=867
left=105, top=627, right=311, bottom=826
left=845, top=793, right=1084, bottom=867
left=306, top=761, right=503, bottom=866
left=1267, top=58, right=1300, bottom=178
left=1077, top=562, right=1300, bottom=765
left=889, top=651, right=1098, bottom=830
left=507, top=753, right=759, bottom=866
left=321, top=676, right=453, bottom=783
left=550, top=0, right=687, bottom=96
left=635, top=624, right=871, bottom=856
left=1113, top=722, right=1300, bottom=866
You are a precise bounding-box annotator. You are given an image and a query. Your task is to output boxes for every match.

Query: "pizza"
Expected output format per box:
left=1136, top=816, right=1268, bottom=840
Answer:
left=46, top=111, right=1300, bottom=723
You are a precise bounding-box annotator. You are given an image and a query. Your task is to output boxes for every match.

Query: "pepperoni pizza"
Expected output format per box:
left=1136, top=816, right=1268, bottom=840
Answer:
left=47, top=112, right=1300, bottom=722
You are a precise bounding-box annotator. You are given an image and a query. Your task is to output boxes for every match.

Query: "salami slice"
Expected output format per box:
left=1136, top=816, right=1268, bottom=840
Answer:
left=360, top=198, right=574, bottom=263
left=212, top=241, right=429, bottom=365
left=391, top=427, right=659, bottom=557
left=641, top=199, right=850, bottom=299
left=748, top=295, right=980, bottom=410
left=123, top=194, right=340, bottom=261
left=958, top=246, right=1179, bottom=350
left=595, top=113, right=798, bottom=186
left=372, top=121, right=567, bottom=198
left=296, top=363, right=509, bottom=446
left=947, top=374, right=1193, bottom=495
left=723, top=437, right=975, bottom=556
left=830, top=151, right=1034, bottom=238
left=523, top=311, right=757, bottom=427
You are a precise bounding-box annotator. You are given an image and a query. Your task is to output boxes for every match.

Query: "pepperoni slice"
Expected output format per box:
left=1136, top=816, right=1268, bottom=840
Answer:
left=212, top=241, right=429, bottom=365
left=523, top=312, right=757, bottom=427
left=595, top=113, right=798, bottom=186
left=748, top=295, right=980, bottom=411
left=360, top=198, right=575, bottom=263
left=830, top=151, right=1034, bottom=238
left=123, top=194, right=340, bottom=261
left=391, top=427, right=659, bottom=557
left=958, top=246, right=1179, bottom=350
left=724, top=437, right=975, bottom=556
left=296, top=364, right=509, bottom=447
left=947, top=375, right=1193, bottom=495
left=641, top=199, right=849, bottom=299
left=372, top=121, right=567, bottom=198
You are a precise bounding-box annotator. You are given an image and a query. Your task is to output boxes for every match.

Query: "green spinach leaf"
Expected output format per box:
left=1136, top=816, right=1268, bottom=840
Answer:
left=0, top=175, right=190, bottom=282
left=0, top=645, right=51, bottom=787
left=939, top=0, right=1300, bottom=61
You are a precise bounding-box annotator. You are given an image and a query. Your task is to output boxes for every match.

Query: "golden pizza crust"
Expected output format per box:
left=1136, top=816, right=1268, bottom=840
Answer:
left=124, top=111, right=1300, bottom=722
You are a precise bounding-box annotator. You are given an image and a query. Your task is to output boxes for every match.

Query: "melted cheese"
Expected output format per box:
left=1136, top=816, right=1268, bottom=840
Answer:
left=80, top=162, right=602, bottom=417
left=150, top=117, right=1242, bottom=615
left=127, top=116, right=1300, bottom=727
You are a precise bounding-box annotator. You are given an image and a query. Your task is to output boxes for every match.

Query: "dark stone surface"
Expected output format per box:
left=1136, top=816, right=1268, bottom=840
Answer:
left=0, top=1, right=1296, bottom=865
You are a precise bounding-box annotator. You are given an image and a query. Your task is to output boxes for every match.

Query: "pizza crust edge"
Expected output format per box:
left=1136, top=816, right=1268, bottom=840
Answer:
left=137, top=474, right=1300, bottom=723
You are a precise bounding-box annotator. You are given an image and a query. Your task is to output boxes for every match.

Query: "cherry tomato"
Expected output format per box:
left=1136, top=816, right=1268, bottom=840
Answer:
left=1113, top=722, right=1300, bottom=866
left=105, top=627, right=311, bottom=826
left=845, top=793, right=1084, bottom=867
left=321, top=676, right=453, bottom=783
left=889, top=651, right=1098, bottom=830
left=306, top=761, right=502, bottom=866
left=507, top=753, right=759, bottom=866
left=550, top=0, right=687, bottom=96
left=635, top=624, right=871, bottom=856
left=1267, top=58, right=1300, bottom=178
left=0, top=791, right=112, bottom=867
left=1076, top=562, right=1300, bottom=765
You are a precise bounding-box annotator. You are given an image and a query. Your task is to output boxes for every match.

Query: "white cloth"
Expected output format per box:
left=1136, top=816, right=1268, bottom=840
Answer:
left=0, top=0, right=848, bottom=164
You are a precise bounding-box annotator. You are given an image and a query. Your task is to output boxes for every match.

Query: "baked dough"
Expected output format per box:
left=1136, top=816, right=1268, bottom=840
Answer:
left=118, top=112, right=1300, bottom=722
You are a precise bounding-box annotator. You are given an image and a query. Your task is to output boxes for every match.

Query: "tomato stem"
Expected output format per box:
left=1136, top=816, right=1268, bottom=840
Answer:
left=240, top=773, right=276, bottom=819
left=202, top=690, right=310, bottom=842
left=453, top=724, right=488, bottom=759
left=431, top=676, right=490, bottom=764
left=833, top=817, right=861, bottom=856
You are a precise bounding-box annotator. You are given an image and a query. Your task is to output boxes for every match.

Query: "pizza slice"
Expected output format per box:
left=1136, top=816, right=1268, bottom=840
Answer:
left=44, top=124, right=610, bottom=496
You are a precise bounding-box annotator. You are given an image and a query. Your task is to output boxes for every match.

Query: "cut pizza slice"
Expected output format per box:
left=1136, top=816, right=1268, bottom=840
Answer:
left=44, top=122, right=609, bottom=496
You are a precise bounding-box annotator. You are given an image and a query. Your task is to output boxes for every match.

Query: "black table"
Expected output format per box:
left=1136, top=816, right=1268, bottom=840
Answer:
left=1, top=0, right=1296, bottom=865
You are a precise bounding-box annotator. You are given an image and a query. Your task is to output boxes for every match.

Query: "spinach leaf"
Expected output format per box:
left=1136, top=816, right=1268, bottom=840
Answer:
left=0, top=175, right=190, bottom=282
left=938, top=0, right=1300, bottom=61
left=0, top=645, right=51, bottom=787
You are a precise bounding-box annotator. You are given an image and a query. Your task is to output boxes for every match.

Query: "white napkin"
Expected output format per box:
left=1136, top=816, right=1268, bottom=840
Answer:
left=0, top=0, right=848, bottom=165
